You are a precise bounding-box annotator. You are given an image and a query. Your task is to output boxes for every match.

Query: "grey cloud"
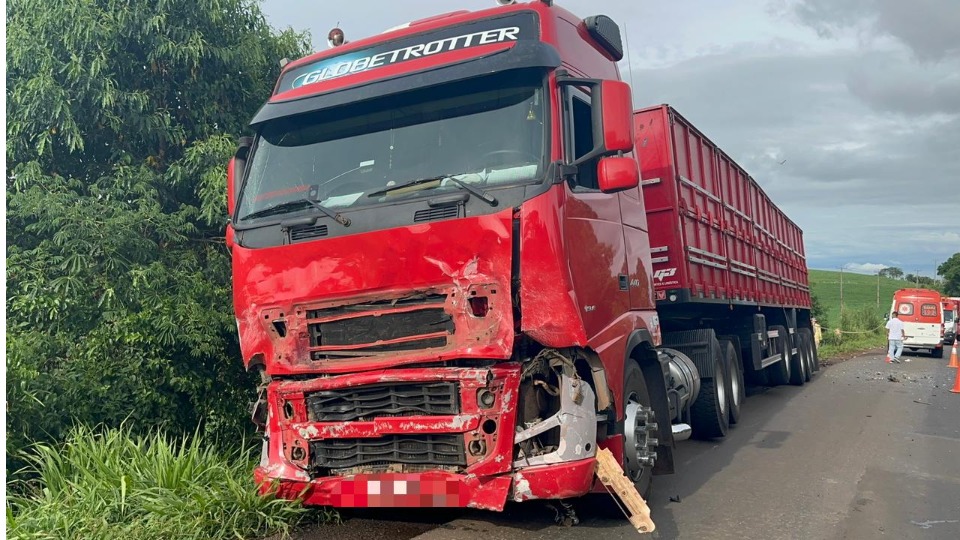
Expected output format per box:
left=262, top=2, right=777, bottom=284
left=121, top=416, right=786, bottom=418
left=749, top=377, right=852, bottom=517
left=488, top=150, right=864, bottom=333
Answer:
left=845, top=53, right=960, bottom=115
left=788, top=0, right=960, bottom=61
left=632, top=45, right=960, bottom=275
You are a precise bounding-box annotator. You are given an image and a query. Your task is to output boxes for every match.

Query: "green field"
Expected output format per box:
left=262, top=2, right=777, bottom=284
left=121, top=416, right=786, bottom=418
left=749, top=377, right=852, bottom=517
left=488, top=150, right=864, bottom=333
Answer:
left=808, top=269, right=910, bottom=328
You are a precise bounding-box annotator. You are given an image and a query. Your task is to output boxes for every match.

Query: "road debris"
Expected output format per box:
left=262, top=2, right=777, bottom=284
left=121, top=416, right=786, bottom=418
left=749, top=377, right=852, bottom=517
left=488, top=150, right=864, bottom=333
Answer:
left=596, top=447, right=656, bottom=534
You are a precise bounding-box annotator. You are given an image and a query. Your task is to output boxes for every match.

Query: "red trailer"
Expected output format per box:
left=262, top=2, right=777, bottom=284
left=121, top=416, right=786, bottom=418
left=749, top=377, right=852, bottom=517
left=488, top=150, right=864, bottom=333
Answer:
left=636, top=105, right=809, bottom=309
left=635, top=105, right=812, bottom=385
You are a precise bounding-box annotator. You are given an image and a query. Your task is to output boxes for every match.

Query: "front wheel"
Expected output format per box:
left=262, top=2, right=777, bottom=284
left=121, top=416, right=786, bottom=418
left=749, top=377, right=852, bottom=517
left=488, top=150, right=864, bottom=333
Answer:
left=622, top=361, right=658, bottom=495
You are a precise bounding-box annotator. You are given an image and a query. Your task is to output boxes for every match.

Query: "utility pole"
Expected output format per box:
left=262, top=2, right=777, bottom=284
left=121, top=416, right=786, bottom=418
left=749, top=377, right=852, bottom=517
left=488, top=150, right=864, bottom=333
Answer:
left=877, top=271, right=880, bottom=308
left=840, top=266, right=844, bottom=323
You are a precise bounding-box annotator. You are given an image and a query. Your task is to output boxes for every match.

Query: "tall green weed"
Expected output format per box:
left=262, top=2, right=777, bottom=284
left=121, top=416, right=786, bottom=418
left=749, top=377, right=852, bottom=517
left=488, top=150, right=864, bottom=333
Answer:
left=7, top=426, right=334, bottom=540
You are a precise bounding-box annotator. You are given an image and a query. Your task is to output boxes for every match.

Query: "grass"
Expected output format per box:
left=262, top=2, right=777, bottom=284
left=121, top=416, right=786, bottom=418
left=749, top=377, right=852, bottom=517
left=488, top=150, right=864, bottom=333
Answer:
left=809, top=269, right=940, bottom=359
left=808, top=269, right=910, bottom=329
left=6, top=425, right=336, bottom=540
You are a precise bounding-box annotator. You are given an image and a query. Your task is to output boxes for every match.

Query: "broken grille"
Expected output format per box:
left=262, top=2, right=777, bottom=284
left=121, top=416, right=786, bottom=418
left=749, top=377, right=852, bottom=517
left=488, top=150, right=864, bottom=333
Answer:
left=305, top=382, right=460, bottom=422
left=310, top=434, right=466, bottom=472
left=307, top=308, right=454, bottom=349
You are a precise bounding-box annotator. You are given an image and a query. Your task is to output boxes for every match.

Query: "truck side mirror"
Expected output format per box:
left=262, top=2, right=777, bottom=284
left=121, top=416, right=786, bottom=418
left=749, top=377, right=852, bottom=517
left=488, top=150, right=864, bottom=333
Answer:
left=597, top=156, right=639, bottom=193
left=557, top=76, right=635, bottom=164
left=598, top=80, right=634, bottom=154
left=227, top=156, right=238, bottom=217
left=227, top=136, right=253, bottom=218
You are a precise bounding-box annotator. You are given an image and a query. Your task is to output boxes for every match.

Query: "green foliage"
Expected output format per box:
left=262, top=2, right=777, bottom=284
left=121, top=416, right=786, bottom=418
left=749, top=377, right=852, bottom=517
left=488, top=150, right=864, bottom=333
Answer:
left=6, top=0, right=311, bottom=467
left=6, top=425, right=335, bottom=540
left=878, top=266, right=903, bottom=279
left=904, top=273, right=941, bottom=288
left=810, top=292, right=829, bottom=330
left=818, top=306, right=886, bottom=357
left=938, top=253, right=960, bottom=296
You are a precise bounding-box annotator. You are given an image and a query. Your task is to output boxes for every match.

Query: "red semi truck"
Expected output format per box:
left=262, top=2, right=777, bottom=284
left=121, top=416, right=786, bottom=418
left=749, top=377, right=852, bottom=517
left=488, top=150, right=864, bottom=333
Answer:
left=226, top=0, right=815, bottom=513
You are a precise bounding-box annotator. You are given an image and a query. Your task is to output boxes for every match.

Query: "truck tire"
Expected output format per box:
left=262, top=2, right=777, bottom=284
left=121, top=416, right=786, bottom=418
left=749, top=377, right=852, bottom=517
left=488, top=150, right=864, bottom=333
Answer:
left=621, top=360, right=657, bottom=496
left=798, top=329, right=813, bottom=381
left=719, top=340, right=744, bottom=425
left=933, top=347, right=944, bottom=359
left=766, top=325, right=791, bottom=386
left=788, top=328, right=807, bottom=386
left=691, top=346, right=729, bottom=439
left=800, top=328, right=820, bottom=373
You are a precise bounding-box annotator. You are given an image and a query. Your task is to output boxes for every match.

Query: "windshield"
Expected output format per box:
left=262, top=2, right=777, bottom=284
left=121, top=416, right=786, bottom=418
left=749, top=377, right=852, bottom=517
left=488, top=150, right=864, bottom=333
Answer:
left=237, top=74, right=546, bottom=222
left=946, top=310, right=955, bottom=323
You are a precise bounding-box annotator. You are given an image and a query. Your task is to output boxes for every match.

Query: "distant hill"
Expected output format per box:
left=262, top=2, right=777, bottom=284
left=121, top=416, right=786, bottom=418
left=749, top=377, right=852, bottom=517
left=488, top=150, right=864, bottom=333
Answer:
left=808, top=269, right=940, bottom=326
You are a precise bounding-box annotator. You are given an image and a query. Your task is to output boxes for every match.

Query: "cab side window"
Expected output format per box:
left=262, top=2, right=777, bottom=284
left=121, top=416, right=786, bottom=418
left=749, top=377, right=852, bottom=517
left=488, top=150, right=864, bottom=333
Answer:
left=563, top=89, right=599, bottom=190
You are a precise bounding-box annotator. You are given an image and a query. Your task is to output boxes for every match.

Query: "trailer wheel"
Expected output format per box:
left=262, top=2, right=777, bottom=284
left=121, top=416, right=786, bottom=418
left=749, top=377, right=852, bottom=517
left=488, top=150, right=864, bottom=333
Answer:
left=788, top=329, right=806, bottom=386
left=801, top=328, right=820, bottom=372
left=719, top=340, right=744, bottom=425
left=622, top=360, right=656, bottom=495
left=766, top=325, right=791, bottom=386
left=798, top=329, right=813, bottom=382
left=691, top=346, right=729, bottom=439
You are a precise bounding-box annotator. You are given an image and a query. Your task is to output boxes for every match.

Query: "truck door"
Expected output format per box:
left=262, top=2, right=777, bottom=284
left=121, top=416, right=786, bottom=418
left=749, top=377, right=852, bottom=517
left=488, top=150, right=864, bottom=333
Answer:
left=560, top=85, right=630, bottom=340
left=897, top=300, right=940, bottom=346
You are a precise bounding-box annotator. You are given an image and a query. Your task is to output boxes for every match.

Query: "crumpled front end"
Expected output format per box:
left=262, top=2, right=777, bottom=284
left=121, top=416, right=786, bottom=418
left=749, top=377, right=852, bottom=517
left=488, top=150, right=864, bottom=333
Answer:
left=253, top=358, right=602, bottom=509
left=255, top=365, right=519, bottom=510
left=231, top=211, right=517, bottom=376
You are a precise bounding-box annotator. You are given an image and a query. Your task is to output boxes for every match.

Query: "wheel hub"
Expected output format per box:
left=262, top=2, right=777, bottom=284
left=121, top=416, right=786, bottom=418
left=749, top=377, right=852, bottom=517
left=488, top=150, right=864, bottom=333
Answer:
left=624, top=402, right=658, bottom=479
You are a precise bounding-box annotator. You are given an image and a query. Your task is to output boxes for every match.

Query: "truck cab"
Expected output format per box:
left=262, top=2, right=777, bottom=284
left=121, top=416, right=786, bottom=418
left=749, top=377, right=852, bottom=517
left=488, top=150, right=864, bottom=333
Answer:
left=228, top=1, right=666, bottom=511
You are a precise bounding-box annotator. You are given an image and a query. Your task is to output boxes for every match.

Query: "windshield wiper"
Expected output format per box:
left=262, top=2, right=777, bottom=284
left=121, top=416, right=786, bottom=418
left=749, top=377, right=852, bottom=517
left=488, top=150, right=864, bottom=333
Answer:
left=240, top=198, right=351, bottom=227
left=367, top=174, right=449, bottom=198
left=445, top=176, right=497, bottom=206
left=367, top=173, right=497, bottom=206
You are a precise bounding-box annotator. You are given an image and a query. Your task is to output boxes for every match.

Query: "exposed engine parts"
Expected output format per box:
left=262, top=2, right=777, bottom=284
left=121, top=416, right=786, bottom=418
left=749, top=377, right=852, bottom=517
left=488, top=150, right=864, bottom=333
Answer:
left=515, top=349, right=597, bottom=467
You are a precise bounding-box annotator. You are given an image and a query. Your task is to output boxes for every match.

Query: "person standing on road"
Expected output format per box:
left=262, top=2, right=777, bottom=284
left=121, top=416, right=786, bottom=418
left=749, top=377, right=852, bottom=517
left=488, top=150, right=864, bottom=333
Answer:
left=885, top=312, right=906, bottom=363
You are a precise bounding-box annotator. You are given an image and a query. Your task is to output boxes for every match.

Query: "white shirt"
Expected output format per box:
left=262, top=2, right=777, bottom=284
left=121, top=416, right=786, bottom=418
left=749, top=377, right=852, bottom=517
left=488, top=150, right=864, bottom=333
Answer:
left=885, top=318, right=905, bottom=340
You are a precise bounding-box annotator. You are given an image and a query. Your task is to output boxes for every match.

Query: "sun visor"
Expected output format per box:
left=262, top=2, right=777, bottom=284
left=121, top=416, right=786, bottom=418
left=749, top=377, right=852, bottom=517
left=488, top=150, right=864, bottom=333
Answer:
left=249, top=40, right=560, bottom=127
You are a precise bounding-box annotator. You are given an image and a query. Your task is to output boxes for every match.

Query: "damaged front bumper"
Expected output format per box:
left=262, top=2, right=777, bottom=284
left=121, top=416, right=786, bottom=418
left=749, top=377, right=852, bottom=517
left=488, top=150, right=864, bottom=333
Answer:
left=254, top=363, right=601, bottom=509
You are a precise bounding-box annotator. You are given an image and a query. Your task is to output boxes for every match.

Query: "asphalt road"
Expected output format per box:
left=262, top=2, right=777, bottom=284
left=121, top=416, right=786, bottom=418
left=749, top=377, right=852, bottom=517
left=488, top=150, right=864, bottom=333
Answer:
left=294, top=348, right=960, bottom=540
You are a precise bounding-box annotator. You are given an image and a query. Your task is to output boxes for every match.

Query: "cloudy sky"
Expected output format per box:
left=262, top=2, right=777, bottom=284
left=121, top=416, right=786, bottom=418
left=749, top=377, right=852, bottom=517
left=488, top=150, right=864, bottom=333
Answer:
left=260, top=0, right=959, bottom=277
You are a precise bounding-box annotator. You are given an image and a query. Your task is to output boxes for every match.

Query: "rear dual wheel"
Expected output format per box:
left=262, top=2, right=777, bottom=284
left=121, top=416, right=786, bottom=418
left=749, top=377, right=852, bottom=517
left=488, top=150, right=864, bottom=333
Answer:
left=719, top=340, right=744, bottom=425
left=691, top=341, right=730, bottom=439
left=766, top=325, right=792, bottom=386
left=789, top=328, right=807, bottom=386
left=798, top=328, right=816, bottom=380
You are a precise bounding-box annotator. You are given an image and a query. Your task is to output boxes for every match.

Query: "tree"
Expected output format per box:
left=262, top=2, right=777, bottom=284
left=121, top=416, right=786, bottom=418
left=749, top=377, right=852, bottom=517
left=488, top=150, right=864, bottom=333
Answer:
left=6, top=0, right=311, bottom=465
left=879, top=267, right=904, bottom=279
left=939, top=253, right=960, bottom=296
left=810, top=293, right=829, bottom=330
